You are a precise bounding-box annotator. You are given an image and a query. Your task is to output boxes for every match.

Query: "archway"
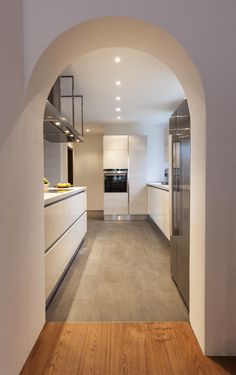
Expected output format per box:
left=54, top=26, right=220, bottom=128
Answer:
left=25, top=17, right=206, bottom=352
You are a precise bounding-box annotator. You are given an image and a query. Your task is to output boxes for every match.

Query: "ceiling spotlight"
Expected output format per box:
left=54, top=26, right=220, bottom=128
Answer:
left=76, top=139, right=80, bottom=142
left=116, top=96, right=121, bottom=101
left=86, top=129, right=90, bottom=133
left=114, top=56, right=121, bottom=63
left=116, top=107, right=121, bottom=112
left=116, top=81, right=121, bottom=86
left=55, top=121, right=61, bottom=126
left=117, top=116, right=121, bottom=120
left=65, top=130, right=70, bottom=134
left=69, top=134, right=74, bottom=138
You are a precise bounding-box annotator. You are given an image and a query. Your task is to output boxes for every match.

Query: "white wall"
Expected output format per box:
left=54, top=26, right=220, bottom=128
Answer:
left=60, top=143, right=69, bottom=182
left=44, top=140, right=72, bottom=185
left=74, top=135, right=103, bottom=210
left=0, top=4, right=45, bottom=374
left=44, top=140, right=62, bottom=185
left=104, top=123, right=166, bottom=183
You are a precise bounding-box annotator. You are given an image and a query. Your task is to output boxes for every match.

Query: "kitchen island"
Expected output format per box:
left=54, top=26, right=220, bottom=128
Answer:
left=44, top=187, right=87, bottom=304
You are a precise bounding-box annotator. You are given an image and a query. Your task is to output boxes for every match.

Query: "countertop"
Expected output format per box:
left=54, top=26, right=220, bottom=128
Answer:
left=147, top=182, right=169, bottom=191
left=44, top=186, right=87, bottom=206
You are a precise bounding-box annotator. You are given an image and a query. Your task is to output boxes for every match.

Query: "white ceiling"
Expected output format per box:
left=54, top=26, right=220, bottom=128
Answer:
left=62, top=48, right=185, bottom=134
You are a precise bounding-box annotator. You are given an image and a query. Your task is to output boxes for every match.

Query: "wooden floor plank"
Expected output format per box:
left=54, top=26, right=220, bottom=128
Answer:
left=20, top=322, right=236, bottom=375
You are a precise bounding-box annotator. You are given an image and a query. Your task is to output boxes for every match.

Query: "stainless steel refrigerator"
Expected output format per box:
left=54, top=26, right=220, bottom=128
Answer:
left=169, top=99, right=190, bottom=308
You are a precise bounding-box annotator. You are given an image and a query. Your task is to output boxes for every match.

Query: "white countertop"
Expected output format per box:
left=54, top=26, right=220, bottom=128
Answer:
left=148, top=182, right=169, bottom=191
left=44, top=186, right=87, bottom=206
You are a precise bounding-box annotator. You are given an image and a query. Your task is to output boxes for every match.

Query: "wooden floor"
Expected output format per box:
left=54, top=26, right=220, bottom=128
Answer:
left=20, top=322, right=236, bottom=375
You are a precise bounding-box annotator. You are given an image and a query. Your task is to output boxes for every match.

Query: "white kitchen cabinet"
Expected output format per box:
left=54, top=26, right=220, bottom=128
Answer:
left=148, top=185, right=170, bottom=240
left=103, top=150, right=128, bottom=169
left=103, top=135, right=128, bottom=151
left=129, top=136, right=148, bottom=214
left=45, top=211, right=87, bottom=300
left=44, top=189, right=87, bottom=301
left=103, top=135, right=128, bottom=169
left=44, top=190, right=87, bottom=251
left=104, top=193, right=128, bottom=215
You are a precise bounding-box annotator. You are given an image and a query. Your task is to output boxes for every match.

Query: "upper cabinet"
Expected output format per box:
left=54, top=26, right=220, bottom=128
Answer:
left=103, top=135, right=128, bottom=151
left=103, top=136, right=128, bottom=169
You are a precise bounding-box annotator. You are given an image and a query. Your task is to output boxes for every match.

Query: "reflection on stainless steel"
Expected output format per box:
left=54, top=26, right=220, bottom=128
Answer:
left=170, top=99, right=190, bottom=309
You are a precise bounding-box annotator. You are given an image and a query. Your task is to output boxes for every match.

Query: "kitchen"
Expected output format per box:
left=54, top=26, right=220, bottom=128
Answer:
left=43, top=47, right=189, bottom=322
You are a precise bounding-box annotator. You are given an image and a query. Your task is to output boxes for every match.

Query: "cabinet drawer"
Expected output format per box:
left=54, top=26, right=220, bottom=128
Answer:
left=44, top=191, right=87, bottom=251
left=45, top=211, right=87, bottom=300
left=104, top=193, right=128, bottom=214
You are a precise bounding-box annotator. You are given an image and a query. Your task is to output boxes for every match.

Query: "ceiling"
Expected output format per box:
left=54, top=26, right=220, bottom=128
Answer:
left=62, top=48, right=185, bottom=134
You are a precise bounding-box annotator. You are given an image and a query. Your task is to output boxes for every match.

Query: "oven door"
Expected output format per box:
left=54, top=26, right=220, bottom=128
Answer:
left=104, top=170, right=128, bottom=193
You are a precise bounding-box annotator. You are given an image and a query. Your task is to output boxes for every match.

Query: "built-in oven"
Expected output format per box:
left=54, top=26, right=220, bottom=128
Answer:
left=104, top=169, right=128, bottom=193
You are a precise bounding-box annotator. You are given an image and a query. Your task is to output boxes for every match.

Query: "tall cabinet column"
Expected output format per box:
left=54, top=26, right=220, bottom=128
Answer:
left=129, top=135, right=148, bottom=215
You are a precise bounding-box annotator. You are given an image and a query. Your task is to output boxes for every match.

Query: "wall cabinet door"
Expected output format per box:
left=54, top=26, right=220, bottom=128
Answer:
left=103, top=150, right=128, bottom=169
left=103, top=135, right=128, bottom=151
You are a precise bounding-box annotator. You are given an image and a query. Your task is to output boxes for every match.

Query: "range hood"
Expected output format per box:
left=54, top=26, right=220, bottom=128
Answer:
left=43, top=100, right=84, bottom=143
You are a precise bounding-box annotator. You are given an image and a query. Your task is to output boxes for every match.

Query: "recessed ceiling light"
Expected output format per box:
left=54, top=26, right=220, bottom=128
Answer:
left=86, top=129, right=90, bottom=133
left=116, top=107, right=121, bottom=112
left=55, top=121, right=61, bottom=126
left=116, top=96, right=121, bottom=101
left=114, top=57, right=121, bottom=63
left=69, top=134, right=74, bottom=138
left=65, top=130, right=70, bottom=134
left=117, top=116, right=121, bottom=120
left=76, top=139, right=80, bottom=142
left=116, top=81, right=121, bottom=86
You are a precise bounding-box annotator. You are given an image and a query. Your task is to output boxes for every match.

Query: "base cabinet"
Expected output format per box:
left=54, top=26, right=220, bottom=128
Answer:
left=44, top=190, right=87, bottom=301
left=45, top=212, right=87, bottom=300
left=148, top=186, right=170, bottom=240
left=104, top=193, right=128, bottom=215
left=44, top=191, right=87, bottom=251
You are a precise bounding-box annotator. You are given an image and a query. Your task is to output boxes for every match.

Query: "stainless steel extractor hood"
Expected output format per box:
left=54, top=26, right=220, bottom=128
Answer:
left=43, top=100, right=84, bottom=143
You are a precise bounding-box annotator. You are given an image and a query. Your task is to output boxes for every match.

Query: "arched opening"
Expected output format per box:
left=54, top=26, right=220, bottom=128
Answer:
left=25, top=17, right=206, bottom=352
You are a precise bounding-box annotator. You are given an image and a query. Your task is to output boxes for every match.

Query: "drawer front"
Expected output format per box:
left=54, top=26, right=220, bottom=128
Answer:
left=45, top=211, right=87, bottom=300
left=104, top=193, right=128, bottom=214
left=44, top=191, right=87, bottom=251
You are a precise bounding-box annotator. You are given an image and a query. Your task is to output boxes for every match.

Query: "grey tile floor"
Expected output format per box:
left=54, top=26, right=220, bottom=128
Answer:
left=46, top=212, right=188, bottom=322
